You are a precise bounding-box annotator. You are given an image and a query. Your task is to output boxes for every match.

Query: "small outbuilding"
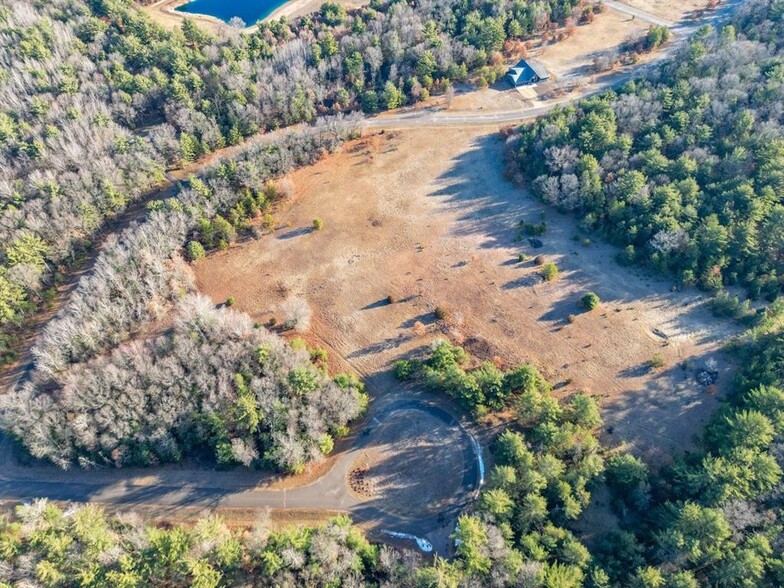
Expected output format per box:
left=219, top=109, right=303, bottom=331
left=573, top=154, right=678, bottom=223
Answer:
left=506, top=59, right=550, bottom=87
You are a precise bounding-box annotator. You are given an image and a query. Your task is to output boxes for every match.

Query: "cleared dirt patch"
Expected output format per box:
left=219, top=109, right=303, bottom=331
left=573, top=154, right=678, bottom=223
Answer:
left=349, top=408, right=466, bottom=519
left=194, top=127, right=739, bottom=464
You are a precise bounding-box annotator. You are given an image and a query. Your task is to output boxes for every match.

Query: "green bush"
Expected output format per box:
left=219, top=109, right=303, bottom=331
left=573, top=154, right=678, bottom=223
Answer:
left=396, top=341, right=556, bottom=415
left=520, top=220, right=547, bottom=236
left=393, top=359, right=419, bottom=380
left=318, top=433, right=334, bottom=455
left=540, top=263, right=559, bottom=282
left=581, top=292, right=600, bottom=310
left=186, top=240, right=205, bottom=261
left=645, top=25, right=671, bottom=50
left=312, top=218, right=324, bottom=230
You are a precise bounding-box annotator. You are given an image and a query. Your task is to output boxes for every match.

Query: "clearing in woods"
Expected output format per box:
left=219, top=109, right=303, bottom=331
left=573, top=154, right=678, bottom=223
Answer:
left=194, top=127, right=740, bottom=465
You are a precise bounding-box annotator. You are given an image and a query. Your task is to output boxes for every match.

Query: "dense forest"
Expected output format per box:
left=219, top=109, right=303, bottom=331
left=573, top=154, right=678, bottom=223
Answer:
left=2, top=294, right=368, bottom=471
left=506, top=0, right=784, bottom=303
left=392, top=334, right=784, bottom=586
left=1, top=329, right=780, bottom=586
left=0, top=0, right=587, bottom=365
left=0, top=504, right=387, bottom=587
left=0, top=117, right=365, bottom=471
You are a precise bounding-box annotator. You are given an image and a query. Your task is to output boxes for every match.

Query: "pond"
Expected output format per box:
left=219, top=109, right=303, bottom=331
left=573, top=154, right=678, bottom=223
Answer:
left=174, top=0, right=287, bottom=26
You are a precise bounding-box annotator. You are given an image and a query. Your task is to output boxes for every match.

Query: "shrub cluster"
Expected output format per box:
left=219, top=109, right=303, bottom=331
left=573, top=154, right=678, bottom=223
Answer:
left=395, top=339, right=551, bottom=416
left=1, top=295, right=367, bottom=472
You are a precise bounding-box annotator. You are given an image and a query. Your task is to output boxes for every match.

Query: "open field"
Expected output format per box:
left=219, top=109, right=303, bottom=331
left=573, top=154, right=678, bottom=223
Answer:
left=194, top=128, right=740, bottom=465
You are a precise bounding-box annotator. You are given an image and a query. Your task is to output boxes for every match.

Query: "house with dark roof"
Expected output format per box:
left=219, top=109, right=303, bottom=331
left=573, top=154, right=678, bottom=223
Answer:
left=506, top=59, right=550, bottom=87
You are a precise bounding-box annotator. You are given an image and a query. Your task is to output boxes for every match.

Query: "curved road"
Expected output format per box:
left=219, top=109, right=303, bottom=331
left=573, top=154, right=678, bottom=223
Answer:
left=361, top=0, right=741, bottom=130
left=0, top=396, right=480, bottom=554
left=0, top=0, right=743, bottom=555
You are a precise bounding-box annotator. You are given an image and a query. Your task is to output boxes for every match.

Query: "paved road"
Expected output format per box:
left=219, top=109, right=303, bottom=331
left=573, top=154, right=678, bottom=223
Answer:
left=362, top=0, right=743, bottom=131
left=0, top=0, right=744, bottom=555
left=0, top=396, right=481, bottom=554
left=602, top=0, right=673, bottom=27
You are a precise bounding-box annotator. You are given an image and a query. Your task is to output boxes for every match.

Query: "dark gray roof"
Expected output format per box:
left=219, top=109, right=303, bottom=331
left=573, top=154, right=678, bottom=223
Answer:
left=507, top=59, right=550, bottom=84
left=528, top=59, right=549, bottom=79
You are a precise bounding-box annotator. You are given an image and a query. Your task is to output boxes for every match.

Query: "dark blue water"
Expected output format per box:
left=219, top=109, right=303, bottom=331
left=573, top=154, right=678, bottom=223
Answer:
left=175, top=0, right=286, bottom=26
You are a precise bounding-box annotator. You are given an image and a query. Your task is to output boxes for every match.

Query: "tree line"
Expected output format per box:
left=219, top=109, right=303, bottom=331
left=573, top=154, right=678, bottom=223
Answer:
left=0, top=0, right=586, bottom=366
left=0, top=503, right=386, bottom=587
left=2, top=324, right=781, bottom=586
left=391, top=330, right=783, bottom=586
left=505, top=0, right=784, bottom=303
left=2, top=294, right=367, bottom=472
left=0, top=117, right=364, bottom=472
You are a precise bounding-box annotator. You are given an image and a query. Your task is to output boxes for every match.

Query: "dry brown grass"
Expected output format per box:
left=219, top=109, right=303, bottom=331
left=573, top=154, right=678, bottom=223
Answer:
left=194, top=128, right=738, bottom=464
left=535, top=9, right=648, bottom=80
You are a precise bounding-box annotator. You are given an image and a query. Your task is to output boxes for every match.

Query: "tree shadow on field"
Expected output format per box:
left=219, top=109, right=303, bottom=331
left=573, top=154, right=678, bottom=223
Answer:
left=501, top=273, right=542, bottom=290
left=618, top=362, right=652, bottom=379
left=347, top=333, right=412, bottom=359
left=428, top=133, right=740, bottom=349
left=277, top=226, right=312, bottom=240
left=399, top=313, right=436, bottom=329
left=600, top=349, right=736, bottom=465
left=361, top=297, right=392, bottom=311
left=500, top=256, right=525, bottom=267
left=537, top=290, right=582, bottom=323
left=427, top=133, right=746, bottom=462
